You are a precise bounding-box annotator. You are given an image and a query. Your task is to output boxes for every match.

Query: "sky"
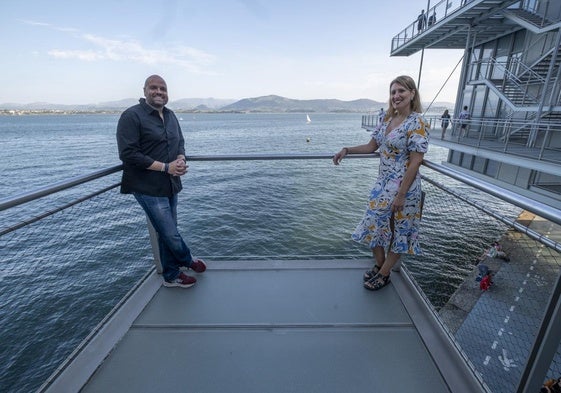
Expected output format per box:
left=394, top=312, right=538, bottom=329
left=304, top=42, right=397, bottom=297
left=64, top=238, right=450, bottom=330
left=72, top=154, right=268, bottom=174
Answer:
left=1, top=0, right=464, bottom=105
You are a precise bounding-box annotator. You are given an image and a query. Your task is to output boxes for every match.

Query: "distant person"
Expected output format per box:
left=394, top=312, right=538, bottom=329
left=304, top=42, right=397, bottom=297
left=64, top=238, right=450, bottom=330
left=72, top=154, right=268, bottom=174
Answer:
left=459, top=105, right=470, bottom=136
left=116, top=74, right=206, bottom=288
left=333, top=75, right=429, bottom=291
left=378, top=108, right=386, bottom=125
left=417, top=10, right=427, bottom=33
left=487, top=241, right=510, bottom=261
left=476, top=264, right=489, bottom=282
left=428, top=11, right=436, bottom=26
left=440, top=109, right=451, bottom=138
left=480, top=271, right=493, bottom=291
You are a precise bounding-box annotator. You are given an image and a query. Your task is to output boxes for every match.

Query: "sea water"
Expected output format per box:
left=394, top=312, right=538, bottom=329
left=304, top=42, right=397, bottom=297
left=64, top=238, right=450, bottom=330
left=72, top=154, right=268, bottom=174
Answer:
left=0, top=112, right=515, bottom=392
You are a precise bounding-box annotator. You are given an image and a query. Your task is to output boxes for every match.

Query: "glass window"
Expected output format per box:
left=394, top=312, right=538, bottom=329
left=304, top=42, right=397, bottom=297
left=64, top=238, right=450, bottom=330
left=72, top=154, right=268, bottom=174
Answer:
left=532, top=172, right=561, bottom=195
left=461, top=85, right=473, bottom=115
left=473, top=156, right=487, bottom=173
left=450, top=150, right=461, bottom=165
left=485, top=159, right=499, bottom=177
left=484, top=90, right=499, bottom=118
left=492, top=36, right=511, bottom=79
left=479, top=46, right=495, bottom=80
left=512, top=30, right=525, bottom=53
left=470, top=47, right=482, bottom=81
left=472, top=86, right=485, bottom=118
left=462, top=153, right=474, bottom=169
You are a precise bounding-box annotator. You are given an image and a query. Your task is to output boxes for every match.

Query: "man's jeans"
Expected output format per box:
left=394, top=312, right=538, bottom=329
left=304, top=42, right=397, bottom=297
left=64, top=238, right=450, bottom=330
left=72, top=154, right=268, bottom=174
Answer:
left=133, top=193, right=193, bottom=282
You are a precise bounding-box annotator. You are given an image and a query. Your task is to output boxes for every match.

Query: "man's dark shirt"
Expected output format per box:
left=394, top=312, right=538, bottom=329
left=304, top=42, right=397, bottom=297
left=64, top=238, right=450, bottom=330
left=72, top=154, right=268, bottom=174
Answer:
left=117, top=98, right=185, bottom=196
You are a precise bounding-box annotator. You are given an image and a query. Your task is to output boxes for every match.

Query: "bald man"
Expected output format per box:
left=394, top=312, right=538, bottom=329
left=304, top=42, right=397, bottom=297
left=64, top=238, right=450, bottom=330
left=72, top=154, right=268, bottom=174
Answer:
left=117, top=75, right=206, bottom=288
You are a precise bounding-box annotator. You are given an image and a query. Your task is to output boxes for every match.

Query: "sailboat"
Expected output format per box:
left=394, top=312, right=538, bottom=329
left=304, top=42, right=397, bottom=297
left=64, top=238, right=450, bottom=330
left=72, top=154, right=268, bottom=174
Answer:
left=306, top=114, right=311, bottom=123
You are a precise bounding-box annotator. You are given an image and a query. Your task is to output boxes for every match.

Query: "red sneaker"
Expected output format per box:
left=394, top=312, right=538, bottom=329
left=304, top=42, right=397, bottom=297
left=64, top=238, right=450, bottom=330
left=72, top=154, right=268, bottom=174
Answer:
left=164, top=272, right=196, bottom=288
left=190, top=259, right=207, bottom=273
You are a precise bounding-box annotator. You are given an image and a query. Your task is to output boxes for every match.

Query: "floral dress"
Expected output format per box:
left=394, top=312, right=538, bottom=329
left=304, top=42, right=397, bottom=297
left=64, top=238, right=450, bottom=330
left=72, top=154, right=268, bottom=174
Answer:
left=351, top=112, right=429, bottom=254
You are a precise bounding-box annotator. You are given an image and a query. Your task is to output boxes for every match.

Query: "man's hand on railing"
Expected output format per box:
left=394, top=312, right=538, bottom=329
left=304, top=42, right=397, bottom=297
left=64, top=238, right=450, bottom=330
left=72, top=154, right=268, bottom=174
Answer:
left=169, top=158, right=188, bottom=176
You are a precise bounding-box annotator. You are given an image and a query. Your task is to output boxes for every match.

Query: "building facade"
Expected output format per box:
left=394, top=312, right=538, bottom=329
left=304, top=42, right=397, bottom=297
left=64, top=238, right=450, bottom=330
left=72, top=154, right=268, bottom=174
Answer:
left=386, top=0, right=561, bottom=210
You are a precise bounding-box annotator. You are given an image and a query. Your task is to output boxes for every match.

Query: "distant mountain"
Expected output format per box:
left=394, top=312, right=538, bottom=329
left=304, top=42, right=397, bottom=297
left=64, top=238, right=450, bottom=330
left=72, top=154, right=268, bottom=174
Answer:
left=168, top=98, right=237, bottom=110
left=0, top=95, right=454, bottom=113
left=220, top=95, right=382, bottom=113
left=0, top=97, right=236, bottom=112
left=0, top=99, right=137, bottom=111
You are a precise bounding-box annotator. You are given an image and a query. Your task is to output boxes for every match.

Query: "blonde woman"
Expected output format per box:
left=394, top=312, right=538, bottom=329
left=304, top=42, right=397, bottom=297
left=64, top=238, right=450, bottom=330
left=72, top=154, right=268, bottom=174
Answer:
left=333, top=75, right=429, bottom=290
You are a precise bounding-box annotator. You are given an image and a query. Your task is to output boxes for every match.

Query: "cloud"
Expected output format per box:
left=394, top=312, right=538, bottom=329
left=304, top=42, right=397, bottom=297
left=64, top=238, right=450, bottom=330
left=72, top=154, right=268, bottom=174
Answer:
left=48, top=49, right=105, bottom=61
left=23, top=19, right=216, bottom=74
left=20, top=19, right=78, bottom=33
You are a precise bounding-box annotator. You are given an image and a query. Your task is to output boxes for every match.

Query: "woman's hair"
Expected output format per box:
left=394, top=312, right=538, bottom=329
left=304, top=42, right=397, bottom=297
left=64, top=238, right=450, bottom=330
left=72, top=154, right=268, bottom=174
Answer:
left=386, top=75, right=423, bottom=116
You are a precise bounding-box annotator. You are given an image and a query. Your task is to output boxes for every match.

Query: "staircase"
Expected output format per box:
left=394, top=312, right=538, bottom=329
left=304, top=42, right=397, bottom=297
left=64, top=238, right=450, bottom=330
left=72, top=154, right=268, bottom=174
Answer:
left=503, top=7, right=559, bottom=32
left=490, top=78, right=539, bottom=107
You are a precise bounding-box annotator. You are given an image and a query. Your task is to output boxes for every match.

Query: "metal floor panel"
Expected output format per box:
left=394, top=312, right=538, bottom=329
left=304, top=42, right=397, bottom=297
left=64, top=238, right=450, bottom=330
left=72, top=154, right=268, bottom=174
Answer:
left=134, top=268, right=411, bottom=327
left=80, top=260, right=451, bottom=392
left=82, top=327, right=448, bottom=393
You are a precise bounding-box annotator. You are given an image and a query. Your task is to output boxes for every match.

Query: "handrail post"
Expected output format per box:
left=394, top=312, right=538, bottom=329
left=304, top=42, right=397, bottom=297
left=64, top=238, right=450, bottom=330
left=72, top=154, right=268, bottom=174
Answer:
left=146, top=216, right=162, bottom=274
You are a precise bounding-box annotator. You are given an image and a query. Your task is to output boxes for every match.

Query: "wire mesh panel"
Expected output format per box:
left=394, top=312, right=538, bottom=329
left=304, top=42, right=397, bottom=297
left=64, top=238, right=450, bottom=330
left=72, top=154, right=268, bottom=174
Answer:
left=405, top=173, right=518, bottom=310
left=0, top=187, right=154, bottom=393
left=408, top=168, right=561, bottom=393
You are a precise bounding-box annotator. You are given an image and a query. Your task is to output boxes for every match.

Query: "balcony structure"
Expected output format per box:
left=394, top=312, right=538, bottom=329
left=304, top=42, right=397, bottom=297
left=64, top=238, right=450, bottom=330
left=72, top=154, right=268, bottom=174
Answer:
left=2, top=156, right=561, bottom=393
left=386, top=0, right=561, bottom=212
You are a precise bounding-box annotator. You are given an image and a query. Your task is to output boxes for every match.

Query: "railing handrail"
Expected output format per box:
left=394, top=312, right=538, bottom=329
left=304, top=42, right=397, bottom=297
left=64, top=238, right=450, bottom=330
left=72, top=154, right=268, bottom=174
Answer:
left=508, top=55, right=547, bottom=84
left=363, top=113, right=561, bottom=128
left=0, top=156, right=376, bottom=212
left=2, top=155, right=561, bottom=229
left=184, top=153, right=378, bottom=161
left=0, top=164, right=123, bottom=212
left=390, top=0, right=462, bottom=52
left=423, top=159, right=561, bottom=227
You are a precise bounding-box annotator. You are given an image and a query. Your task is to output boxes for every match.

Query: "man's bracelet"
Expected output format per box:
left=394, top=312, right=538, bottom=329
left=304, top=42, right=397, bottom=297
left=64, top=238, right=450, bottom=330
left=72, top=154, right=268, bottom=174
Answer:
left=164, top=163, right=169, bottom=173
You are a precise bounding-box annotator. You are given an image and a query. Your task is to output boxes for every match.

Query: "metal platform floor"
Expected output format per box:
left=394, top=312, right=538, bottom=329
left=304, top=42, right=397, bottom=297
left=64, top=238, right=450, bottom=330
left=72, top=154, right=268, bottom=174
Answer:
left=45, top=260, right=483, bottom=393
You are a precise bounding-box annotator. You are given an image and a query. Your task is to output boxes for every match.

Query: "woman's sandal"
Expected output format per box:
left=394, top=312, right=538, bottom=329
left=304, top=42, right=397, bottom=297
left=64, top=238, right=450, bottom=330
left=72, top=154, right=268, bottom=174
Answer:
left=364, top=273, right=391, bottom=291
left=363, top=265, right=382, bottom=282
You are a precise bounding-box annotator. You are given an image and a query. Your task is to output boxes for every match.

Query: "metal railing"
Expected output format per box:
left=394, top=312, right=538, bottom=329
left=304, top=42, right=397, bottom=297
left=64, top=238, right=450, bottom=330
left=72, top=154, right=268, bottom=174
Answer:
left=520, top=0, right=561, bottom=28
left=469, top=57, right=552, bottom=108
left=391, top=0, right=561, bottom=53
left=362, top=115, right=561, bottom=164
left=1, top=155, right=561, bottom=393
left=391, top=0, right=463, bottom=52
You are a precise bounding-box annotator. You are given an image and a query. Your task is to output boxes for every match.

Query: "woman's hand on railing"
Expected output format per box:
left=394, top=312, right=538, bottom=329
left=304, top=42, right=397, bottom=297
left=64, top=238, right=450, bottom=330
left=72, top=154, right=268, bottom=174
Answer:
left=333, top=148, right=348, bottom=165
